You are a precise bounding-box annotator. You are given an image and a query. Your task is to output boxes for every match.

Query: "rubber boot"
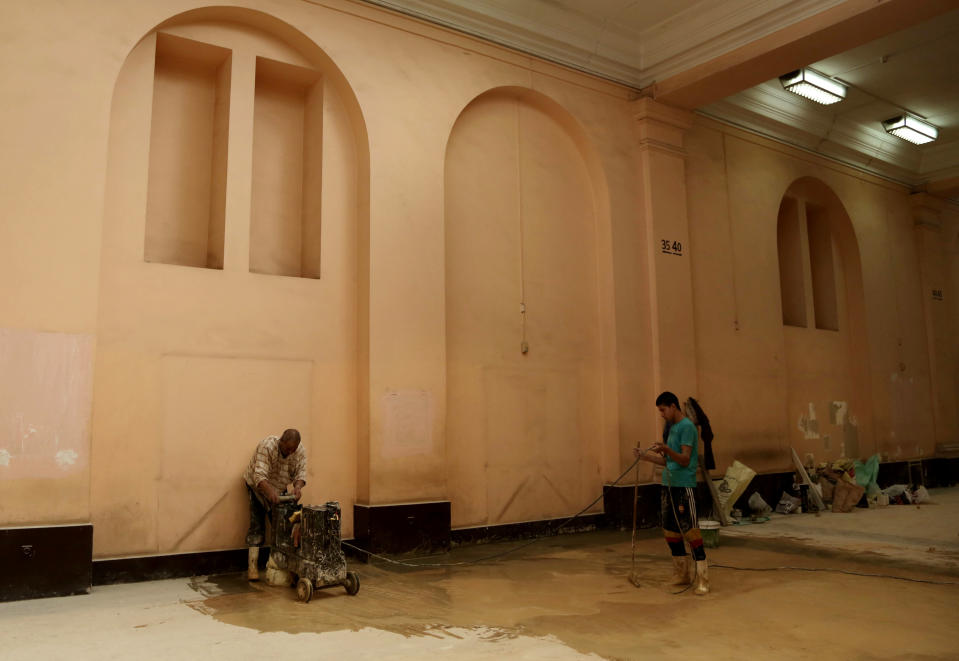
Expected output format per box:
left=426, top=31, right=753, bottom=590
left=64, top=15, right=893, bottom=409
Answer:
left=694, top=559, right=709, bottom=595
left=669, top=556, right=691, bottom=586
left=247, top=546, right=259, bottom=581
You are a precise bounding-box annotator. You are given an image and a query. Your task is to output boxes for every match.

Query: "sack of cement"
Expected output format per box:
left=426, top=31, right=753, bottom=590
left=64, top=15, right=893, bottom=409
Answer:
left=747, top=492, right=772, bottom=515
left=775, top=491, right=801, bottom=514
left=713, top=460, right=757, bottom=519
left=832, top=480, right=865, bottom=513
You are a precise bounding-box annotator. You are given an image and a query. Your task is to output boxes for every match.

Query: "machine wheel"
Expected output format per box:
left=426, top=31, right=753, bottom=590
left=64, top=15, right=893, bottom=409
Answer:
left=343, top=571, right=360, bottom=595
left=296, top=577, right=313, bottom=603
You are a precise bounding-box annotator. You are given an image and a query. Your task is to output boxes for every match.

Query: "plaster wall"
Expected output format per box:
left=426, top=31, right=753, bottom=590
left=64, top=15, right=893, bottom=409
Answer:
left=0, top=0, right=645, bottom=556
left=0, top=0, right=954, bottom=560
left=686, top=119, right=945, bottom=474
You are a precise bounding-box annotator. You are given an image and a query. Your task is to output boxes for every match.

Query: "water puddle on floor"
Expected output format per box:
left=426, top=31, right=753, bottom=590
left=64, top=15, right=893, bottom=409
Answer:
left=185, top=532, right=675, bottom=658
left=183, top=529, right=959, bottom=660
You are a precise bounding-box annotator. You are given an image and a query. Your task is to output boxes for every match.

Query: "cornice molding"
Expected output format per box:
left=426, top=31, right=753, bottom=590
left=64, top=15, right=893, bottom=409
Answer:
left=638, top=0, right=846, bottom=86
left=359, top=0, right=848, bottom=89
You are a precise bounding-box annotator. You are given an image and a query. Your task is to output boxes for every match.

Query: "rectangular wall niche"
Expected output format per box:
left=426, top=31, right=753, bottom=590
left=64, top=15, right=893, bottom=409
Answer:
left=806, top=206, right=839, bottom=331
left=778, top=196, right=807, bottom=328
left=250, top=57, right=323, bottom=279
left=144, top=33, right=231, bottom=269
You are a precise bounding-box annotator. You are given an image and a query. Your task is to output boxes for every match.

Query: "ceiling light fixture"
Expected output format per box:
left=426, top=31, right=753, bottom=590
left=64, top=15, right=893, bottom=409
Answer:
left=882, top=114, right=938, bottom=145
left=778, top=68, right=847, bottom=105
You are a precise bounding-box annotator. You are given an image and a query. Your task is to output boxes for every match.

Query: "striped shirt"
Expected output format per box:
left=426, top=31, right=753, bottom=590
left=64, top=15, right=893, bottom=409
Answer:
left=242, top=435, right=307, bottom=492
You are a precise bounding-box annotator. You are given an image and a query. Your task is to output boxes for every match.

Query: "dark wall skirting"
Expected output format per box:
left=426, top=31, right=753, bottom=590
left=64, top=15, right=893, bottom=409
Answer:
left=451, top=513, right=604, bottom=547
left=93, top=547, right=272, bottom=586
left=13, top=459, right=958, bottom=592
left=601, top=458, right=959, bottom=531
left=353, top=501, right=451, bottom=556
left=1, top=524, right=92, bottom=602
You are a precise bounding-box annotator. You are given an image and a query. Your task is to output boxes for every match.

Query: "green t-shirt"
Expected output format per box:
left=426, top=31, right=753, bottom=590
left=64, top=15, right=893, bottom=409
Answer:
left=661, top=417, right=698, bottom=488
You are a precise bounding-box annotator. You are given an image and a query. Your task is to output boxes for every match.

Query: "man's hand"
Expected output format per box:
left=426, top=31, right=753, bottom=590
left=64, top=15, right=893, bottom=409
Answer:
left=650, top=442, right=667, bottom=456
left=258, top=481, right=280, bottom=505
left=293, top=480, right=305, bottom=503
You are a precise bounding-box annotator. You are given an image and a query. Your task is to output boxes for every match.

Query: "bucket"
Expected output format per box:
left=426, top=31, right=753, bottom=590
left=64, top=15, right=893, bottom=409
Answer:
left=700, top=520, right=720, bottom=548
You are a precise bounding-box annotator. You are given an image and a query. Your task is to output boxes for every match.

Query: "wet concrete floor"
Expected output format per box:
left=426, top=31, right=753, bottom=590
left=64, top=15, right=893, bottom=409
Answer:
left=4, top=489, right=959, bottom=660
left=185, top=529, right=959, bottom=660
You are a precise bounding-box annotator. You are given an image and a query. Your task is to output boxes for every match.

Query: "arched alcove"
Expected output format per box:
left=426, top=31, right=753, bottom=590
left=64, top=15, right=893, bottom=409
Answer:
left=444, top=87, right=613, bottom=529
left=92, top=8, right=370, bottom=557
left=776, top=177, right=873, bottom=460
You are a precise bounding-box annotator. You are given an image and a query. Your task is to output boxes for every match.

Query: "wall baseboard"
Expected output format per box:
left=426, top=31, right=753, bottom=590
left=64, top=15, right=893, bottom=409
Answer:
left=352, top=501, right=451, bottom=556
left=1, top=524, right=92, bottom=602
left=29, top=457, right=959, bottom=590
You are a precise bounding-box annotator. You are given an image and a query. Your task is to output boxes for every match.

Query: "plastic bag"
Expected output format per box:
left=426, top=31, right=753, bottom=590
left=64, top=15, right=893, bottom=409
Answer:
left=775, top=491, right=801, bottom=514
left=747, top=492, right=772, bottom=515
left=912, top=485, right=931, bottom=503
left=854, top=454, right=881, bottom=497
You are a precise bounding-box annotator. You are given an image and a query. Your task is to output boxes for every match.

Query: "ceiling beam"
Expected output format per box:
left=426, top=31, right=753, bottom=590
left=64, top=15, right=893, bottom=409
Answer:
left=647, top=0, right=959, bottom=110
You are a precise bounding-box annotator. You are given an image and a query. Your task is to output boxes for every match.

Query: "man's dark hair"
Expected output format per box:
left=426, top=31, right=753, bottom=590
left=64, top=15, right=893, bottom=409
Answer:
left=655, top=391, right=680, bottom=409
left=281, top=428, right=301, bottom=443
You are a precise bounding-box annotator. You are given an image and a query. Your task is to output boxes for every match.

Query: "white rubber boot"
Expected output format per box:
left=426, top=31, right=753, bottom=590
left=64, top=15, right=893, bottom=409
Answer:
left=669, top=556, right=692, bottom=586
left=247, top=547, right=259, bottom=581
left=694, top=559, right=709, bottom=595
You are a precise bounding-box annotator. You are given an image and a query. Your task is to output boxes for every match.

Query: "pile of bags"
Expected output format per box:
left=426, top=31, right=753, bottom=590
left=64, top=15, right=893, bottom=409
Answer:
left=807, top=456, right=876, bottom=512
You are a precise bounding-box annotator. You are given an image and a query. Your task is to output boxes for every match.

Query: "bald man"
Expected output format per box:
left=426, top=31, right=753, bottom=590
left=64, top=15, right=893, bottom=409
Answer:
left=242, top=428, right=307, bottom=581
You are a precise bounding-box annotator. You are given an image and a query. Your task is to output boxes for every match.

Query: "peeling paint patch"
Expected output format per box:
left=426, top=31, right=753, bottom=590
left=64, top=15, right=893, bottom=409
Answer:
left=830, top=401, right=847, bottom=426
left=798, top=403, right=819, bottom=439
left=55, top=449, right=78, bottom=468
left=0, top=448, right=10, bottom=466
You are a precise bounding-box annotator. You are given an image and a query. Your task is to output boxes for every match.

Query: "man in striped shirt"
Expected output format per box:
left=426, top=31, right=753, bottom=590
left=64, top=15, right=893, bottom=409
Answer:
left=243, top=429, right=307, bottom=580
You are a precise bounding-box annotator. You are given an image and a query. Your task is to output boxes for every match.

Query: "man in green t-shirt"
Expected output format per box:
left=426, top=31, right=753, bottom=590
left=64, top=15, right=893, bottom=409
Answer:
left=633, top=391, right=709, bottom=595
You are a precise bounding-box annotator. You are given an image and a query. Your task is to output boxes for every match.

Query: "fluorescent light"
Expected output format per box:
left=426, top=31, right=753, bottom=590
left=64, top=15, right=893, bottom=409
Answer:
left=779, top=68, right=847, bottom=105
left=882, top=115, right=938, bottom=145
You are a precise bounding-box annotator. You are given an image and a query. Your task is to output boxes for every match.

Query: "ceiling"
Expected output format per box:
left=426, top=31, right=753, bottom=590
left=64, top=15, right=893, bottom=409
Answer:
left=359, top=0, right=959, bottom=202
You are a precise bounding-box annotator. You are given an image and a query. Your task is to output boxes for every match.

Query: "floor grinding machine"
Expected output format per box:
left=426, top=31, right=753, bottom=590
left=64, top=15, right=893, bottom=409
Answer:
left=270, top=498, right=360, bottom=603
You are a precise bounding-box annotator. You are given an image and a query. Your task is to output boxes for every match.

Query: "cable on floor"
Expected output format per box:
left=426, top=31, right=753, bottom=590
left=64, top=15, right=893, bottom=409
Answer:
left=710, top=563, right=959, bottom=586
left=340, top=460, right=959, bottom=589
left=341, top=455, right=644, bottom=568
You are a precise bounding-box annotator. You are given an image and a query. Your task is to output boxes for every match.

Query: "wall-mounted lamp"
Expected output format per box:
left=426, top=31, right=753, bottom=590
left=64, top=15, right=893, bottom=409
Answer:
left=779, top=68, right=847, bottom=105
left=882, top=115, right=938, bottom=145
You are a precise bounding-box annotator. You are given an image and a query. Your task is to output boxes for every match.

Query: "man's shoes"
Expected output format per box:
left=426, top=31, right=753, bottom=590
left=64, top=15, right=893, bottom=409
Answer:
left=669, top=556, right=692, bottom=586
left=694, top=559, right=709, bottom=595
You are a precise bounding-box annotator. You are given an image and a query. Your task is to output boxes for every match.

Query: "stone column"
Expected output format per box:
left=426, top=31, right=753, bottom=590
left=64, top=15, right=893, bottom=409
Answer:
left=911, top=194, right=957, bottom=451
left=632, top=98, right=699, bottom=402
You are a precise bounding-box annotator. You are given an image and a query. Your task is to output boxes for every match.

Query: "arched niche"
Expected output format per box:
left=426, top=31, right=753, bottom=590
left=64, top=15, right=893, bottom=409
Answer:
left=92, top=8, right=370, bottom=557
left=776, top=177, right=872, bottom=461
left=444, top=86, right=614, bottom=529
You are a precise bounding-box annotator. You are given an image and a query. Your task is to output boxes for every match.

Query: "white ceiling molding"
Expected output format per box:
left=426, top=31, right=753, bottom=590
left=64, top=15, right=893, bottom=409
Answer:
left=359, top=0, right=848, bottom=89
left=638, top=0, right=847, bottom=85
left=359, top=0, right=645, bottom=86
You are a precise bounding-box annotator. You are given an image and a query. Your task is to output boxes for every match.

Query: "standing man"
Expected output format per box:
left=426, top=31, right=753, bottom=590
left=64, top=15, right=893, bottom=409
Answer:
left=633, top=392, right=709, bottom=595
left=242, top=428, right=307, bottom=581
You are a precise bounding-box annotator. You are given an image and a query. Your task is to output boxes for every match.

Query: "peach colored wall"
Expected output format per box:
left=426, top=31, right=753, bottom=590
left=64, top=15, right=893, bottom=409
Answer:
left=686, top=118, right=946, bottom=473
left=445, top=89, right=615, bottom=528
left=1, top=0, right=955, bottom=558
left=0, top=0, right=645, bottom=556
left=92, top=16, right=364, bottom=557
